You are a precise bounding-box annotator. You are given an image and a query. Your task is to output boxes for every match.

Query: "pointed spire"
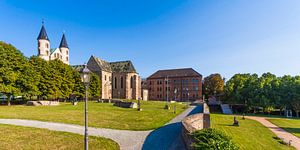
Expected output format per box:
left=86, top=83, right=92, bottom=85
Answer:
left=59, top=33, right=69, bottom=48
left=37, top=20, right=49, bottom=41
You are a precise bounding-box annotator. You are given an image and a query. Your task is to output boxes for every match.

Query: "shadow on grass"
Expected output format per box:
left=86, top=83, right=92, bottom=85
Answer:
left=216, top=123, right=239, bottom=127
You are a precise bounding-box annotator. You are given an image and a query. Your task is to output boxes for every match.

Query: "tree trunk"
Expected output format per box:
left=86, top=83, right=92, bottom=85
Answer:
left=7, top=95, right=11, bottom=106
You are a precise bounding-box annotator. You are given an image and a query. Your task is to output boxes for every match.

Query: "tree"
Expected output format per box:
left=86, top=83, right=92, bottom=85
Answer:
left=203, top=73, right=224, bottom=96
left=0, top=41, right=27, bottom=105
left=89, top=73, right=101, bottom=98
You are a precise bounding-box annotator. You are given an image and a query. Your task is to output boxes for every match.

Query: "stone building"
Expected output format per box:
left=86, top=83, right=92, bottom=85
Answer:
left=147, top=68, right=202, bottom=101
left=86, top=55, right=141, bottom=100
left=37, top=23, right=70, bottom=65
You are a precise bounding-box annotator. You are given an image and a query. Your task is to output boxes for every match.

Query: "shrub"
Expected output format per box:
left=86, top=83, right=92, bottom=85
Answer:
left=191, top=128, right=239, bottom=150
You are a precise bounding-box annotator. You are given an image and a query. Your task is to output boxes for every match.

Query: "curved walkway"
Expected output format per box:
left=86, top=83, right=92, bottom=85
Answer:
left=246, top=116, right=300, bottom=150
left=0, top=106, right=200, bottom=150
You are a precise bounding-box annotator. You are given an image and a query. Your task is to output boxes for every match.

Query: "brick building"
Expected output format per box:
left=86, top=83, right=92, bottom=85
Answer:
left=147, top=68, right=202, bottom=101
left=74, top=55, right=141, bottom=100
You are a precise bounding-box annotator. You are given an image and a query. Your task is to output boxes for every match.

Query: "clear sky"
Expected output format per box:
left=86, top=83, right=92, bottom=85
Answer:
left=1, top=0, right=300, bottom=79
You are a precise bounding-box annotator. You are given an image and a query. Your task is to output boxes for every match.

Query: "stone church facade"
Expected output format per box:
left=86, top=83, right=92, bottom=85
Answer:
left=37, top=23, right=70, bottom=65
left=87, top=55, right=141, bottom=100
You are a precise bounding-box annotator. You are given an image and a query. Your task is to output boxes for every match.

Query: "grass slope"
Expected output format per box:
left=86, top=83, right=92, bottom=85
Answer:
left=211, top=114, right=294, bottom=150
left=0, top=100, right=185, bottom=130
left=268, top=118, right=300, bottom=138
left=0, top=124, right=119, bottom=150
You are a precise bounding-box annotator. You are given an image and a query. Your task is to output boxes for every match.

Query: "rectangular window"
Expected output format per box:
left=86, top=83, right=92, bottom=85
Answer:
left=121, top=77, right=124, bottom=89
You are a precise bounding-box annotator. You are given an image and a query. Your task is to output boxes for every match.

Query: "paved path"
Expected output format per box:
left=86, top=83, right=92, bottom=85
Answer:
left=246, top=116, right=300, bottom=150
left=0, top=106, right=200, bottom=150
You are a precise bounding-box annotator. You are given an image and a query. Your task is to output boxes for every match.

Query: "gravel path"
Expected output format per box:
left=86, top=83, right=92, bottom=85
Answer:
left=0, top=106, right=200, bottom=150
left=246, top=116, right=300, bottom=150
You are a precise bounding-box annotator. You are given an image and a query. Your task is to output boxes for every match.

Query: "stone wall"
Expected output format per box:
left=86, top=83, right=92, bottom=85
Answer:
left=112, top=72, right=141, bottom=100
left=182, top=103, right=210, bottom=149
left=26, top=101, right=60, bottom=106
left=101, top=70, right=112, bottom=99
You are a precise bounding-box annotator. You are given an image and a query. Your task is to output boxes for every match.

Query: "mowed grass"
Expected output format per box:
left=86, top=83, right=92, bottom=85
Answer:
left=0, top=124, right=119, bottom=150
left=211, top=114, right=294, bottom=150
left=268, top=118, right=300, bottom=138
left=0, top=100, right=186, bottom=130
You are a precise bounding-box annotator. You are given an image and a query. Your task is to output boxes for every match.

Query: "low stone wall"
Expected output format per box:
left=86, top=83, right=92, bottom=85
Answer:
left=113, top=101, right=137, bottom=108
left=98, top=99, right=122, bottom=103
left=182, top=103, right=210, bottom=149
left=26, top=101, right=59, bottom=106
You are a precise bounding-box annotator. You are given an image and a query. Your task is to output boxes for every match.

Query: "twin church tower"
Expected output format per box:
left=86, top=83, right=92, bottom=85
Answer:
left=37, top=22, right=70, bottom=65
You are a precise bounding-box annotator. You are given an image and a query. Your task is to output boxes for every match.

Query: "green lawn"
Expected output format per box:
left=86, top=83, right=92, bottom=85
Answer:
left=0, top=124, right=119, bottom=150
left=268, top=118, right=300, bottom=138
left=211, top=114, right=294, bottom=150
left=0, top=100, right=186, bottom=130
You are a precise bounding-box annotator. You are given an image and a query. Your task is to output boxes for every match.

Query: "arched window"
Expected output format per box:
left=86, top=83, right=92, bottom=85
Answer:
left=114, top=77, right=117, bottom=89
left=121, top=77, right=124, bottom=89
left=130, top=76, right=133, bottom=88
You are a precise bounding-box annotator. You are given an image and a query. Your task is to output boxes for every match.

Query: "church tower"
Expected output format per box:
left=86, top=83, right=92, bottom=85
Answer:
left=59, top=33, right=69, bottom=65
left=37, top=22, right=50, bottom=61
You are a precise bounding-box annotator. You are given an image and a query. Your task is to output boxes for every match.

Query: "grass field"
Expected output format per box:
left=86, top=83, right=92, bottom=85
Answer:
left=268, top=118, right=300, bottom=138
left=211, top=114, right=294, bottom=150
left=0, top=124, right=119, bottom=150
left=0, top=100, right=186, bottom=130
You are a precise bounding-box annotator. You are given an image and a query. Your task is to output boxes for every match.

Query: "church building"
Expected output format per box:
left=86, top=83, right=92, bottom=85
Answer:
left=84, top=55, right=142, bottom=100
left=37, top=23, right=70, bottom=65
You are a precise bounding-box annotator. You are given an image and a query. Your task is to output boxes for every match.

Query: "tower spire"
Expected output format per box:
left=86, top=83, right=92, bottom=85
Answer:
left=59, top=33, right=69, bottom=48
left=37, top=20, right=49, bottom=41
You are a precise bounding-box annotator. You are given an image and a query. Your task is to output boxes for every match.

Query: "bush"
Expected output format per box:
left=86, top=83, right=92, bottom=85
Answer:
left=191, top=128, right=239, bottom=150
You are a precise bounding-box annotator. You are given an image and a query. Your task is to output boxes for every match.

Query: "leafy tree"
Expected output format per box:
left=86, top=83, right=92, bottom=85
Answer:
left=72, top=71, right=85, bottom=98
left=0, top=41, right=92, bottom=101
left=89, top=73, right=101, bottom=98
left=0, top=41, right=27, bottom=104
left=203, top=73, right=224, bottom=96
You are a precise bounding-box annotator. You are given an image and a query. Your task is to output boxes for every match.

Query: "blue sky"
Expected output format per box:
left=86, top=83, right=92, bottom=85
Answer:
left=1, top=0, right=300, bottom=79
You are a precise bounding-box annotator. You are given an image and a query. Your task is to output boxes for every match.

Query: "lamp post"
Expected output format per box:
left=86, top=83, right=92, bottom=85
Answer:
left=164, top=76, right=170, bottom=110
left=174, top=88, right=177, bottom=114
left=80, top=64, right=91, bottom=150
left=187, top=88, right=189, bottom=107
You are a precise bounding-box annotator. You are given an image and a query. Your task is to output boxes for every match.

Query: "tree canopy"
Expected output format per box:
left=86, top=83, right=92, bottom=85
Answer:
left=0, top=41, right=101, bottom=100
left=224, top=73, right=300, bottom=116
left=203, top=73, right=224, bottom=96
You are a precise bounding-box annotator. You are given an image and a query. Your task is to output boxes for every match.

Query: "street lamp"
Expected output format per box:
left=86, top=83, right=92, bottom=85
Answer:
left=187, top=88, right=189, bottom=107
left=164, top=76, right=170, bottom=110
left=80, top=64, right=91, bottom=150
left=174, top=88, right=177, bottom=114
